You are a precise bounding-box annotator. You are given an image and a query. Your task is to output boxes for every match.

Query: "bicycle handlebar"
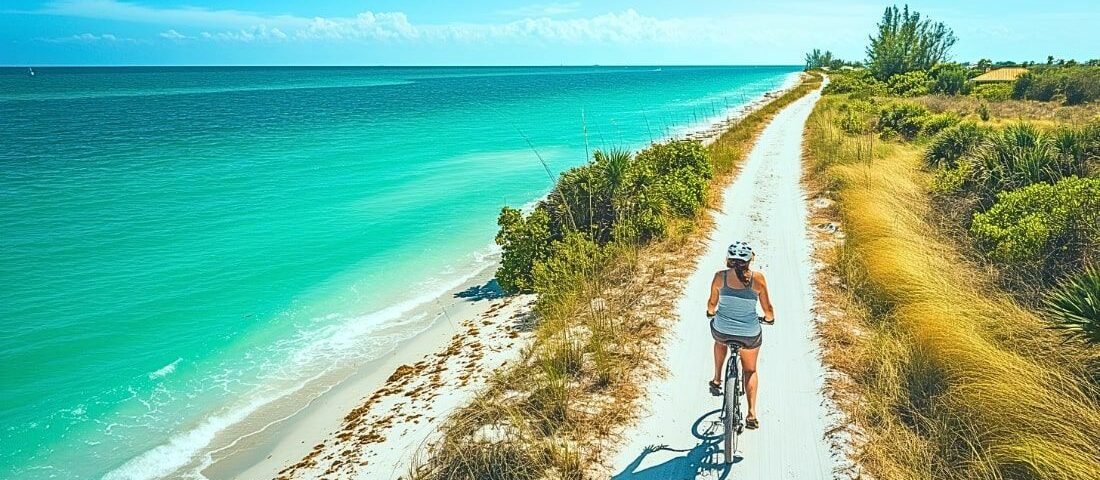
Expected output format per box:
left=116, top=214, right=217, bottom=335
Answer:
left=707, top=312, right=774, bottom=325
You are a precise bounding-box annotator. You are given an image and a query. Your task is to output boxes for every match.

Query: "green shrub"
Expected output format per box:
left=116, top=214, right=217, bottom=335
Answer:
left=887, top=70, right=933, bottom=97
left=924, top=121, right=988, bottom=168
left=1045, top=267, right=1100, bottom=344
left=970, top=176, right=1100, bottom=266
left=835, top=99, right=878, bottom=134
left=823, top=70, right=887, bottom=97
left=977, top=103, right=990, bottom=121
left=495, top=140, right=712, bottom=293
left=1051, top=125, right=1096, bottom=178
left=876, top=102, right=930, bottom=140
left=531, top=232, right=607, bottom=301
left=496, top=207, right=554, bottom=293
left=970, top=83, right=1012, bottom=102
left=930, top=162, right=973, bottom=194
left=920, top=112, right=962, bottom=137
left=629, top=140, right=712, bottom=219
left=966, top=123, right=1061, bottom=201
left=930, top=63, right=969, bottom=95
left=1013, top=67, right=1100, bottom=105
left=1064, top=68, right=1100, bottom=105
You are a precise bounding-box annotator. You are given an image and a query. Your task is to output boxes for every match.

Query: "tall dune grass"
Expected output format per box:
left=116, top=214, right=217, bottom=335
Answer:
left=407, top=73, right=822, bottom=479
left=807, top=95, right=1100, bottom=479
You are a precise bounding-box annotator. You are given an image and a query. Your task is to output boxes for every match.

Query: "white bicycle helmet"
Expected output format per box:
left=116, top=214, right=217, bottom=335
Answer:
left=726, top=241, right=754, bottom=262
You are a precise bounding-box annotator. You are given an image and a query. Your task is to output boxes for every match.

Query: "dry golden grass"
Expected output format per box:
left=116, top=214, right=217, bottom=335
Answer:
left=807, top=95, right=1100, bottom=480
left=913, top=94, right=1100, bottom=126
left=407, top=73, right=824, bottom=480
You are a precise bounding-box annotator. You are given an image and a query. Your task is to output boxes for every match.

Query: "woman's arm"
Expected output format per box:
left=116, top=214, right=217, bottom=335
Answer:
left=754, top=271, right=775, bottom=321
left=706, top=271, right=722, bottom=317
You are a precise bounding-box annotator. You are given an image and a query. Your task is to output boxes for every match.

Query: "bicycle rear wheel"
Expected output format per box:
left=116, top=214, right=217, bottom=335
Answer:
left=723, top=360, right=740, bottom=463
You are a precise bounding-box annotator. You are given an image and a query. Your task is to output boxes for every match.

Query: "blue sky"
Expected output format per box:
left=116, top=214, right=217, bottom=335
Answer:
left=3, top=1, right=1098, bottom=66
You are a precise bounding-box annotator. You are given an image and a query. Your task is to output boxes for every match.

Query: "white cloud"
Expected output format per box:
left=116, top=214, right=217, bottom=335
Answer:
left=159, top=29, right=185, bottom=40
left=33, top=0, right=863, bottom=50
left=201, top=26, right=288, bottom=43
left=41, top=32, right=132, bottom=43
left=295, top=12, right=419, bottom=41
left=41, top=0, right=308, bottom=28
left=497, top=2, right=582, bottom=17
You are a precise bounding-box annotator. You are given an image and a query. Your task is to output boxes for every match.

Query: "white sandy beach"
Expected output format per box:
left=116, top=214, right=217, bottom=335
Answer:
left=200, top=268, right=535, bottom=479
left=202, top=75, right=810, bottom=480
left=608, top=79, right=842, bottom=478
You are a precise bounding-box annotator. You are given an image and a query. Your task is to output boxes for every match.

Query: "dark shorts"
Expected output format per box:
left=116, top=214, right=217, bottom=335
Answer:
left=710, top=320, right=762, bottom=349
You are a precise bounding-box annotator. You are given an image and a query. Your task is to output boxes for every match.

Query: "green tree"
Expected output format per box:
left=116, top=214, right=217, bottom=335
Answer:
left=866, top=4, right=957, bottom=80
left=805, top=49, right=835, bottom=70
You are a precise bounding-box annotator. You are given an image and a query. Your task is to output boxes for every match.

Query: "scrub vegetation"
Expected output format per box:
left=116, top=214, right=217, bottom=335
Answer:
left=805, top=4, right=1100, bottom=480
left=408, top=73, right=823, bottom=479
left=807, top=94, right=1100, bottom=480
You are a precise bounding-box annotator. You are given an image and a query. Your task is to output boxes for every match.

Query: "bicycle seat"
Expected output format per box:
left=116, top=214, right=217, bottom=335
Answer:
left=725, top=342, right=743, bottom=351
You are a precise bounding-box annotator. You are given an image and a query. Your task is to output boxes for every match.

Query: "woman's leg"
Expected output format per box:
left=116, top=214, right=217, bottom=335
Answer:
left=712, top=341, right=727, bottom=385
left=740, top=346, right=761, bottom=419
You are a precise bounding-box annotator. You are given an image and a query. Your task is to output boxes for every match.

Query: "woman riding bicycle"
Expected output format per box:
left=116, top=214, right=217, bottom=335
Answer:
left=706, top=241, right=775, bottom=430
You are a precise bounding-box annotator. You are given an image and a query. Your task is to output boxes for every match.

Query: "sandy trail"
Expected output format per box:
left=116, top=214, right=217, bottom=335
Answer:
left=608, top=83, right=837, bottom=479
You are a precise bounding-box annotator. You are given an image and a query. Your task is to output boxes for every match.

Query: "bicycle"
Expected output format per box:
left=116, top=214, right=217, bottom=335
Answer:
left=719, top=316, right=773, bottom=464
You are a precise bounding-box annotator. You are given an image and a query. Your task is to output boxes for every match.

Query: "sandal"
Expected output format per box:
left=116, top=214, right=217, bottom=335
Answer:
left=708, top=380, right=722, bottom=396
left=745, top=417, right=760, bottom=430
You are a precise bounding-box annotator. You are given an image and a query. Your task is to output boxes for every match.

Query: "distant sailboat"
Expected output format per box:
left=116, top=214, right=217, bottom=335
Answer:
left=28, top=67, right=35, bottom=76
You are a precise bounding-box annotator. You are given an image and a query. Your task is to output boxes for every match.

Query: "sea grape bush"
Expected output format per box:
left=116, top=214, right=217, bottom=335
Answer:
left=822, top=70, right=887, bottom=97
left=970, top=83, right=1012, bottom=102
left=495, top=207, right=552, bottom=293
left=876, top=102, right=930, bottom=140
left=887, top=70, right=932, bottom=97
left=970, top=176, right=1100, bottom=268
left=495, top=140, right=713, bottom=294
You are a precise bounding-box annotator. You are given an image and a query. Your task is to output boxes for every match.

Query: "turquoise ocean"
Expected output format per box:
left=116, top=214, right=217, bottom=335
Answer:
left=0, top=66, right=797, bottom=479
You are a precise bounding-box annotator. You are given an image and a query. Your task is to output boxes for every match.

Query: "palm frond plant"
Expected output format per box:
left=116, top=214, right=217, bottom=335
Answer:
left=1045, top=267, right=1100, bottom=344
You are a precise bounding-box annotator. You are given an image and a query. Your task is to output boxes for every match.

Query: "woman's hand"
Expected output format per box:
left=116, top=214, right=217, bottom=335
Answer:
left=759, top=316, right=775, bottom=325
left=706, top=310, right=716, bottom=318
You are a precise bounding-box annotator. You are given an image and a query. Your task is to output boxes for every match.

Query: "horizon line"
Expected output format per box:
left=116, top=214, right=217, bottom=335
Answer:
left=4, top=63, right=803, bottom=68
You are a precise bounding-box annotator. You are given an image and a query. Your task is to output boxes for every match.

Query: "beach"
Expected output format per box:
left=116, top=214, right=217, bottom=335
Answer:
left=201, top=270, right=537, bottom=479
left=194, top=73, right=807, bottom=480
left=1, top=66, right=804, bottom=479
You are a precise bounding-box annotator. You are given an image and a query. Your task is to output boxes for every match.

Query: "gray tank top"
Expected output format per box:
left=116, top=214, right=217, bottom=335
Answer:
left=714, top=270, right=761, bottom=337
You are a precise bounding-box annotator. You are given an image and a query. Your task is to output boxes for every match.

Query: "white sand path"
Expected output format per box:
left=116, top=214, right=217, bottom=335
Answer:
left=608, top=82, right=839, bottom=479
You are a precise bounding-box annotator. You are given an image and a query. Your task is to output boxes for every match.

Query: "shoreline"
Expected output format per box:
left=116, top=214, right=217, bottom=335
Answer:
left=200, top=73, right=805, bottom=480
left=199, top=265, right=535, bottom=479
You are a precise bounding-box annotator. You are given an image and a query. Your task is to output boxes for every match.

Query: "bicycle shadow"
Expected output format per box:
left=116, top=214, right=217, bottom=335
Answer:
left=611, top=409, right=737, bottom=480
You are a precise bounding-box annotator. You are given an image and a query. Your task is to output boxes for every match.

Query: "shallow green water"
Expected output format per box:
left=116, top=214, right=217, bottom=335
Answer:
left=0, top=65, right=796, bottom=479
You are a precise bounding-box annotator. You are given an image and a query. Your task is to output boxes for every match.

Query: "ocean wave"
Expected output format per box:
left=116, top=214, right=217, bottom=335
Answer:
left=102, top=248, right=499, bottom=480
left=148, top=358, right=182, bottom=380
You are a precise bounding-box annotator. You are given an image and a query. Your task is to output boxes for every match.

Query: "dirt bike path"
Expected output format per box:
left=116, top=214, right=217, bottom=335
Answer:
left=609, top=82, right=840, bottom=479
